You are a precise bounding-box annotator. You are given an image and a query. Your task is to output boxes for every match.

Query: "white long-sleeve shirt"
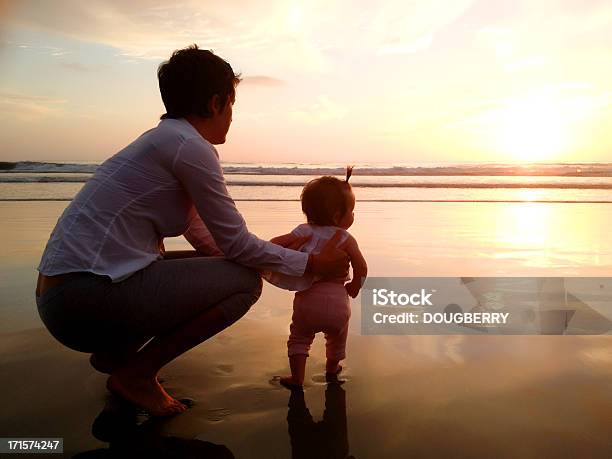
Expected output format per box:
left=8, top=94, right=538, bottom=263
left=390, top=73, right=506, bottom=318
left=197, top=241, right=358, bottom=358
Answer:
left=37, top=118, right=308, bottom=282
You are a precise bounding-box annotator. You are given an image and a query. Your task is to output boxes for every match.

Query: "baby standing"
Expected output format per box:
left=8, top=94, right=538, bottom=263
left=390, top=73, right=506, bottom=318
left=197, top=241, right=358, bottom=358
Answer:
left=266, top=167, right=368, bottom=387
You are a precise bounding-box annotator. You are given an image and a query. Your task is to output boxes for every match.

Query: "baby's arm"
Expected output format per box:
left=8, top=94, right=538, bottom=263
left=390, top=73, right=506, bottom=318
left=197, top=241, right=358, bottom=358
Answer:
left=183, top=208, right=224, bottom=256
left=344, top=235, right=368, bottom=298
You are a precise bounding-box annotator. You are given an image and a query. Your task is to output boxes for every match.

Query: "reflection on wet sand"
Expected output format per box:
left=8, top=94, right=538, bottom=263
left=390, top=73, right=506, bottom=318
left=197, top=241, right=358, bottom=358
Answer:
left=287, top=383, right=353, bottom=459
left=73, top=395, right=234, bottom=459
left=2, top=202, right=612, bottom=457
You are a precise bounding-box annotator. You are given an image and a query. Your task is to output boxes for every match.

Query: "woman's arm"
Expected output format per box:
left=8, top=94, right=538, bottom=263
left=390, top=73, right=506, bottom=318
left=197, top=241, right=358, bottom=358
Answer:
left=172, top=138, right=310, bottom=276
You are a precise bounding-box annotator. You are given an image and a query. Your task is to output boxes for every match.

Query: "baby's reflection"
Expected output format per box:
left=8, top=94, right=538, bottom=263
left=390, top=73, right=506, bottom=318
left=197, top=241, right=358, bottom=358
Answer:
left=287, top=383, right=355, bottom=459
left=73, top=395, right=234, bottom=458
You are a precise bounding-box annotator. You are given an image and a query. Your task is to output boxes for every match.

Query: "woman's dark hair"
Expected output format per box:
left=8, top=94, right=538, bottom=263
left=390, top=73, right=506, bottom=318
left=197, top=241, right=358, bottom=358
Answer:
left=157, top=44, right=241, bottom=120
left=301, top=168, right=353, bottom=226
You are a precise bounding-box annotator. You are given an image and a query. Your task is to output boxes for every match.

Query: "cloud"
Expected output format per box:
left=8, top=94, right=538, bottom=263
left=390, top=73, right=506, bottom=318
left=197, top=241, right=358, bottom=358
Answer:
left=367, top=0, right=474, bottom=55
left=378, top=33, right=434, bottom=55
left=449, top=83, right=612, bottom=138
left=475, top=1, right=612, bottom=59
left=2, top=0, right=326, bottom=66
left=0, top=91, right=66, bottom=120
left=290, top=95, right=347, bottom=124
left=4, top=41, right=71, bottom=57
left=240, top=75, right=284, bottom=86
left=59, top=61, right=107, bottom=72
left=504, top=56, right=547, bottom=73
left=2, top=0, right=479, bottom=66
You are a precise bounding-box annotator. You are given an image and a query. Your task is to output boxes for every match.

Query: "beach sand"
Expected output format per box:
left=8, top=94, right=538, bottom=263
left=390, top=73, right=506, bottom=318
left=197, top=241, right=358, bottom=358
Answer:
left=1, top=201, right=612, bottom=457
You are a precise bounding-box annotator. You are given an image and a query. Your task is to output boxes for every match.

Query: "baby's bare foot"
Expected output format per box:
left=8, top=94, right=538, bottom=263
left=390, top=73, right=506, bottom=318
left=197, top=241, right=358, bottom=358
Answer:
left=107, top=373, right=186, bottom=417
left=325, top=365, right=343, bottom=382
left=279, top=376, right=303, bottom=389
left=326, top=364, right=342, bottom=375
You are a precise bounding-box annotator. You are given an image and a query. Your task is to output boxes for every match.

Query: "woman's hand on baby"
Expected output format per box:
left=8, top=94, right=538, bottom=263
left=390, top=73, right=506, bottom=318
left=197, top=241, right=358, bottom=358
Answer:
left=310, top=230, right=350, bottom=279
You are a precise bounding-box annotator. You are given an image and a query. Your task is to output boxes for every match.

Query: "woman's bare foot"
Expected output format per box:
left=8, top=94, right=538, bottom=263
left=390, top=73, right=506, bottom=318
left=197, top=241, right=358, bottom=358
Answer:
left=279, top=376, right=303, bottom=389
left=107, top=372, right=186, bottom=417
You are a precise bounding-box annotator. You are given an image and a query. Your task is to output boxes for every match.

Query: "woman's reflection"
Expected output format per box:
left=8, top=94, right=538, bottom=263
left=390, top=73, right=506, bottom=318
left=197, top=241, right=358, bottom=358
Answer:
left=72, top=395, right=234, bottom=458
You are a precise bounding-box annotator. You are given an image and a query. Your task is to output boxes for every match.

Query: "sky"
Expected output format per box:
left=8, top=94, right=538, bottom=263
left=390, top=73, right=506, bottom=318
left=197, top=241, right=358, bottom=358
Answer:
left=1, top=0, right=612, bottom=164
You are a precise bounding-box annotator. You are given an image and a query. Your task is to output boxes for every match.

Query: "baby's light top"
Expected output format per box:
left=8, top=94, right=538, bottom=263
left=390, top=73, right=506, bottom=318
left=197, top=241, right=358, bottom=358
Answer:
left=263, top=223, right=351, bottom=291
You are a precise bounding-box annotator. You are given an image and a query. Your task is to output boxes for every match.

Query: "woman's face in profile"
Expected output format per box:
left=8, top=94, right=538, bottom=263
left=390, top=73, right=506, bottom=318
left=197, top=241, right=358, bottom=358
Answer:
left=222, top=98, right=233, bottom=138
left=210, top=95, right=234, bottom=144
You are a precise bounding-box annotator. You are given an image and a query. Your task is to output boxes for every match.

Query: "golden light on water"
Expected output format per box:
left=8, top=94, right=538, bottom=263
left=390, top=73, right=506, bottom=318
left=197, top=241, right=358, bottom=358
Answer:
left=501, top=203, right=552, bottom=250
left=515, top=189, right=546, bottom=203
left=486, top=201, right=607, bottom=272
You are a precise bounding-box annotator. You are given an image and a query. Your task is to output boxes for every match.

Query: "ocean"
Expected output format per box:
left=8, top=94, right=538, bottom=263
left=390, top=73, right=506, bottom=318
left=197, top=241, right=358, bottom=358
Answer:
left=3, top=160, right=612, bottom=281
left=3, top=160, right=612, bottom=203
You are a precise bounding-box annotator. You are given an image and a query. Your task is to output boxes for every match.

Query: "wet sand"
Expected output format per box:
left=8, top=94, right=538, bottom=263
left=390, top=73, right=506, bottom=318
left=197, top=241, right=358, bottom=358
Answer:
left=1, top=201, right=612, bottom=457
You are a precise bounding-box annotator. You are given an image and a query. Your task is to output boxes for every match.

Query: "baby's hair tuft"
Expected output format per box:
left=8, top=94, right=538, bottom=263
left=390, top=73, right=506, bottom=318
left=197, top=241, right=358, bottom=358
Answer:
left=345, top=165, right=354, bottom=183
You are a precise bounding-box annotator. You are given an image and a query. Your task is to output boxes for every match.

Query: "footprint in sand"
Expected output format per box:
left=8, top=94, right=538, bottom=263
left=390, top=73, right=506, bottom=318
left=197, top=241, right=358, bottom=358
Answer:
left=205, top=407, right=231, bottom=422
left=214, top=335, right=233, bottom=345
left=179, top=398, right=196, bottom=408
left=212, top=364, right=234, bottom=376
left=268, top=375, right=305, bottom=389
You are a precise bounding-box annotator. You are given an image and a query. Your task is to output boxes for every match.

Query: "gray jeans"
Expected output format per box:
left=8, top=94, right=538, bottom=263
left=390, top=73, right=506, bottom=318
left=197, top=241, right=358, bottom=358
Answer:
left=36, top=253, right=262, bottom=353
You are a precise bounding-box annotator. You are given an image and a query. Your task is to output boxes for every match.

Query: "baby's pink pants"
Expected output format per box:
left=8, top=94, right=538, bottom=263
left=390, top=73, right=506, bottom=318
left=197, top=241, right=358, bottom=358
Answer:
left=287, top=282, right=351, bottom=361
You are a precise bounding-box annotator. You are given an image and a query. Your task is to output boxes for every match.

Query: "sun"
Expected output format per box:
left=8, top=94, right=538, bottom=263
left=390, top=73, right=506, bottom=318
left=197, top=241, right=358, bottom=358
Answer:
left=491, top=94, right=572, bottom=162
